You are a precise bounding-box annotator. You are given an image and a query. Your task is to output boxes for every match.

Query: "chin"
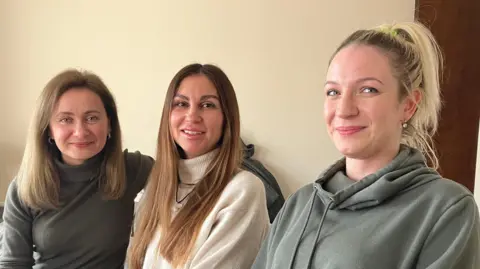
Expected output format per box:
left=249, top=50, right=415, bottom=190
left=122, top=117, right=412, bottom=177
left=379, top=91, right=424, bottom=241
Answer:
left=71, top=151, right=98, bottom=160
left=181, top=142, right=212, bottom=157
left=335, top=143, right=367, bottom=159
left=338, top=149, right=360, bottom=158
left=182, top=148, right=204, bottom=159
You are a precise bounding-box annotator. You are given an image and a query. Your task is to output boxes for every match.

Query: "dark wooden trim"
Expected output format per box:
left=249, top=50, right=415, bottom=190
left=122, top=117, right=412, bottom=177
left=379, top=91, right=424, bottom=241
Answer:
left=415, top=0, right=480, bottom=192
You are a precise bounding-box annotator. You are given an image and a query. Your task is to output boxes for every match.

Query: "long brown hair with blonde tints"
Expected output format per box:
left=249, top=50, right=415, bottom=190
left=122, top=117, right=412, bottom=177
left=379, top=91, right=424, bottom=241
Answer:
left=330, top=22, right=443, bottom=168
left=127, top=64, right=242, bottom=268
left=16, top=69, right=126, bottom=209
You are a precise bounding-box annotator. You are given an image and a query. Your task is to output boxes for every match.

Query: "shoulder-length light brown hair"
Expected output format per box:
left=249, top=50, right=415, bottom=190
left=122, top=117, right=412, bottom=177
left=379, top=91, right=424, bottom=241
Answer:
left=16, top=69, right=126, bottom=210
left=127, top=63, right=242, bottom=268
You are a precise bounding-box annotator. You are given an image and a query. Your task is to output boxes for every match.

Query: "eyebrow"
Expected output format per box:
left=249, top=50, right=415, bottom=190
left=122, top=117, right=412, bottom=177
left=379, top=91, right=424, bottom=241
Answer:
left=55, top=110, right=101, bottom=116
left=325, top=77, right=384, bottom=86
left=84, top=110, right=101, bottom=114
left=174, top=94, right=219, bottom=101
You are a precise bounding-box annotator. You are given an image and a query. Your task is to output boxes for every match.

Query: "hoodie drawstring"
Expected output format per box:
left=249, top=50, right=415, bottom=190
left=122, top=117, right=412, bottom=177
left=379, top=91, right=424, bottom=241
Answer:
left=287, top=189, right=317, bottom=269
left=306, top=198, right=333, bottom=268
left=287, top=188, right=334, bottom=269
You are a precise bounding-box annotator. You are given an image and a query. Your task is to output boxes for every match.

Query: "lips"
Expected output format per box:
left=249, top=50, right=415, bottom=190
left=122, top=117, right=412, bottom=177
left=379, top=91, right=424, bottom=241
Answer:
left=181, top=129, right=205, bottom=139
left=70, top=142, right=94, bottom=147
left=182, top=129, right=204, bottom=135
left=335, top=126, right=365, bottom=135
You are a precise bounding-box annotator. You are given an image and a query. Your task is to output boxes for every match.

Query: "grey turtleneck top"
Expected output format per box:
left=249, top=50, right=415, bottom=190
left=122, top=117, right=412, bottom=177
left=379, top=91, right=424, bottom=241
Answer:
left=0, top=150, right=153, bottom=269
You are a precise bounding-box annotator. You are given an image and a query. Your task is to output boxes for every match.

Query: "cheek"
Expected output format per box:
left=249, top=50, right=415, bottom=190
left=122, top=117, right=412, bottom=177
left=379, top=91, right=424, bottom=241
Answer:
left=207, top=112, right=224, bottom=137
left=169, top=112, right=183, bottom=142
left=323, top=101, right=335, bottom=125
left=94, top=123, right=109, bottom=137
left=169, top=111, right=182, bottom=129
left=49, top=124, right=69, bottom=141
left=368, top=103, right=402, bottom=129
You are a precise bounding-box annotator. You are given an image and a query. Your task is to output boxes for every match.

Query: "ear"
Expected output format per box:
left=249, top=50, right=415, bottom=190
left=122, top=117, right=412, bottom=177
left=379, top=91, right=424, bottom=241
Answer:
left=402, top=89, right=422, bottom=122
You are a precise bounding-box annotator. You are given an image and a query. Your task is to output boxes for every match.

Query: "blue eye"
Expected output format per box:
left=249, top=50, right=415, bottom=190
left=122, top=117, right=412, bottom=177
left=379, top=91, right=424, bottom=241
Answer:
left=362, top=87, right=378, bottom=93
left=326, top=89, right=339, bottom=96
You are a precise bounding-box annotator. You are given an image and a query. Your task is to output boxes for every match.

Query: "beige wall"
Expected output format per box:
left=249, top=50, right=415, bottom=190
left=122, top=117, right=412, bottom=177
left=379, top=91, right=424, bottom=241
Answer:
left=0, top=0, right=415, bottom=200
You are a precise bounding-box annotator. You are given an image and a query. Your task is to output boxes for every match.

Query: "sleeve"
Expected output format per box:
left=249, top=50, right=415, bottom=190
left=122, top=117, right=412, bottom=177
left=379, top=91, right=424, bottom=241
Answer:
left=0, top=180, right=35, bottom=268
left=251, top=194, right=288, bottom=269
left=124, top=150, right=154, bottom=195
left=416, top=195, right=480, bottom=269
left=189, top=172, right=270, bottom=269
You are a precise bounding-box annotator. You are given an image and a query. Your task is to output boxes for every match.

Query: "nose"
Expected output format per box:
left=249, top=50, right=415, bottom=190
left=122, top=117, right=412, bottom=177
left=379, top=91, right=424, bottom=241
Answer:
left=336, top=93, right=359, bottom=118
left=73, top=122, right=90, bottom=137
left=185, top=106, right=201, bottom=122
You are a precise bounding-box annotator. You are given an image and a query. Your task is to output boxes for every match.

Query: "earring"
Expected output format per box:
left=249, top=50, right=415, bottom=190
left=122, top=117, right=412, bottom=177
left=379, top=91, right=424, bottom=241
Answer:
left=48, top=137, right=55, bottom=144
left=402, top=122, right=408, bottom=129
left=107, top=132, right=111, bottom=139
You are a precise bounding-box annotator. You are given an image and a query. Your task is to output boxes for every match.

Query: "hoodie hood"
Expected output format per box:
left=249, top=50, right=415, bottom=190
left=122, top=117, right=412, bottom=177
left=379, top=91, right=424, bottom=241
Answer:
left=314, top=145, right=441, bottom=210
left=284, top=145, right=443, bottom=268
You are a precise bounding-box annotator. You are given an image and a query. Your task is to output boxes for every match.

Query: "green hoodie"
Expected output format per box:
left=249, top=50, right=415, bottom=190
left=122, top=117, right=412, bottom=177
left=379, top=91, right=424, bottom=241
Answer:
left=252, top=146, right=480, bottom=269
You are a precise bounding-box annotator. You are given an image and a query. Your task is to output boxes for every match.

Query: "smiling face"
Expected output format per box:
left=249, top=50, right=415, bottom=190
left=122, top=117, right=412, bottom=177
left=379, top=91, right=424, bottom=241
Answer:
left=324, top=44, right=416, bottom=160
left=169, top=74, right=224, bottom=159
left=49, top=88, right=110, bottom=165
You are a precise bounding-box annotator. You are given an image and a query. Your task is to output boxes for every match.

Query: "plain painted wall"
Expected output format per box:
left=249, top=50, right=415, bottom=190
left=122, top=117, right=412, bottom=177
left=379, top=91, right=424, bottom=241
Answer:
left=0, top=0, right=416, bottom=199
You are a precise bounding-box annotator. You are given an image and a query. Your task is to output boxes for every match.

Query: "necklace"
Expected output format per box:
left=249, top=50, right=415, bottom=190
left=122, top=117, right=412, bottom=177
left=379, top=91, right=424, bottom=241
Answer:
left=175, top=182, right=196, bottom=204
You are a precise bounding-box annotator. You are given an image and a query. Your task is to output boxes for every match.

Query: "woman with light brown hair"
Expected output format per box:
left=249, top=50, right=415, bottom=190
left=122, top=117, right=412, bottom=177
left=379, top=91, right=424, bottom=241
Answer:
left=126, top=63, right=269, bottom=269
left=0, top=69, right=153, bottom=269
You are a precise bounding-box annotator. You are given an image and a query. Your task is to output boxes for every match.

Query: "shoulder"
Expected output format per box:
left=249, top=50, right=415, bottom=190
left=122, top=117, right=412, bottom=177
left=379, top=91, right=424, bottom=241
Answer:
left=5, top=178, right=24, bottom=206
left=428, top=177, right=472, bottom=196
left=416, top=176, right=475, bottom=211
left=4, top=179, right=33, bottom=218
left=285, top=183, right=316, bottom=208
left=123, top=149, right=154, bottom=170
left=429, top=178, right=477, bottom=215
left=227, top=170, right=266, bottom=196
left=217, top=170, right=267, bottom=210
left=260, top=183, right=315, bottom=237
left=399, top=175, right=478, bottom=226
left=123, top=149, right=154, bottom=191
left=6, top=178, right=19, bottom=193
left=277, top=183, right=316, bottom=219
left=5, top=178, right=20, bottom=204
left=415, top=178, right=479, bottom=242
left=123, top=150, right=154, bottom=178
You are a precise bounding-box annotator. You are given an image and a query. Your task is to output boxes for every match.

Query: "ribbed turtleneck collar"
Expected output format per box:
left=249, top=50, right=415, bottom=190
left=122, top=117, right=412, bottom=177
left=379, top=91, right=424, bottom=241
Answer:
left=178, top=149, right=219, bottom=184
left=54, top=152, right=104, bottom=183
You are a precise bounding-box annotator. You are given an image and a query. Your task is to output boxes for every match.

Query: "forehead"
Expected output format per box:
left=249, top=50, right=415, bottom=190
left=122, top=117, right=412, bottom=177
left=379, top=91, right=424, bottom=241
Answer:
left=327, top=44, right=394, bottom=83
left=54, top=88, right=104, bottom=111
left=176, top=74, right=218, bottom=97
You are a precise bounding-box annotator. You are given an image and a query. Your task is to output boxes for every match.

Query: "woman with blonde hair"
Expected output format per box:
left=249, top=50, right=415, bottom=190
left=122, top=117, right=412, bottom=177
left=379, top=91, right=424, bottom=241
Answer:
left=126, top=63, right=269, bottom=269
left=253, top=21, right=479, bottom=269
left=0, top=69, right=153, bottom=269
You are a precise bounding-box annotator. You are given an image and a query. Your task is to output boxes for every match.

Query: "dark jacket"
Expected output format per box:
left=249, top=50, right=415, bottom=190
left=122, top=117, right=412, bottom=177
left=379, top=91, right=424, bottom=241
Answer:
left=241, top=140, right=285, bottom=222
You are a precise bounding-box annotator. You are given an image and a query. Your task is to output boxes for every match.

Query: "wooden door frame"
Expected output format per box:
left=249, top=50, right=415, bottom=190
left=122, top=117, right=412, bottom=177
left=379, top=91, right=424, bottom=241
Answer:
left=415, top=0, right=480, bottom=192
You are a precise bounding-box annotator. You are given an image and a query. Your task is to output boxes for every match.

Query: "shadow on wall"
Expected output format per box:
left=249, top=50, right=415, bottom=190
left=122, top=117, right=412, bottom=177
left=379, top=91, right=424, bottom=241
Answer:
left=0, top=143, right=23, bottom=202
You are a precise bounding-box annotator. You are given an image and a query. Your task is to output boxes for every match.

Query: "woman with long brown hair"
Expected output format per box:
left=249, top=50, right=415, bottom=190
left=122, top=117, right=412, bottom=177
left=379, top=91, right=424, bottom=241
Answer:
left=126, top=63, right=269, bottom=269
left=0, top=69, right=153, bottom=269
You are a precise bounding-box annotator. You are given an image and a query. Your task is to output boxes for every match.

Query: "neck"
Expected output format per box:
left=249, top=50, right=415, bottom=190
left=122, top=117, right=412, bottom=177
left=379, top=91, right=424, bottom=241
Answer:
left=54, top=152, right=103, bottom=183
left=345, top=144, right=400, bottom=181
left=178, top=149, right=218, bottom=184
